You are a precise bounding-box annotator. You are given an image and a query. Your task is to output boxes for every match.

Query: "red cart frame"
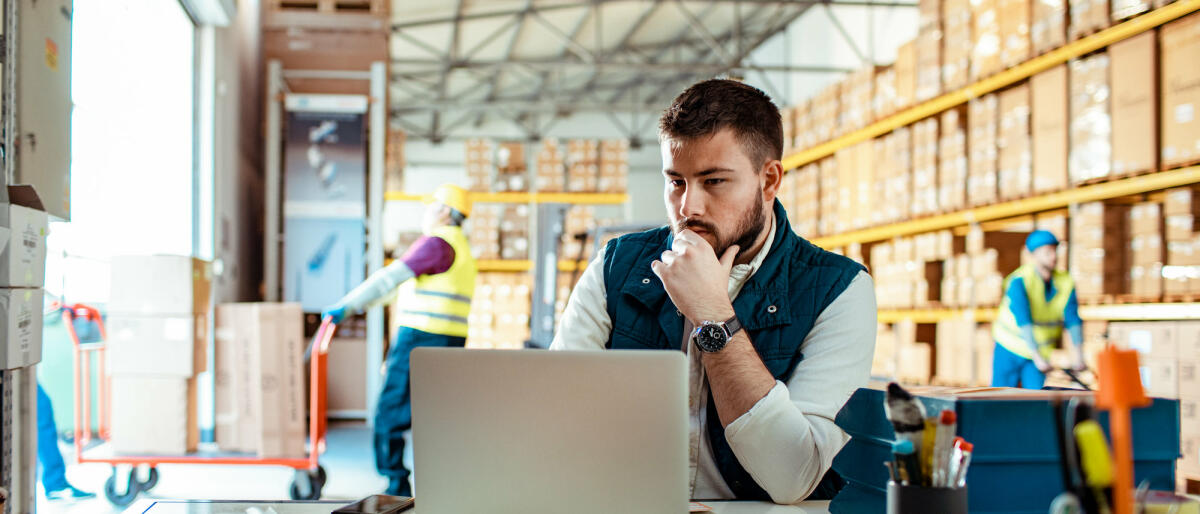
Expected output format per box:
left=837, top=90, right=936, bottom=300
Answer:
left=58, top=302, right=337, bottom=505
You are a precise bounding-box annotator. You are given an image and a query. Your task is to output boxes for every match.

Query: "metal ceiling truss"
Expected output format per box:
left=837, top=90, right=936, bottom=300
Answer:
left=390, top=0, right=914, bottom=141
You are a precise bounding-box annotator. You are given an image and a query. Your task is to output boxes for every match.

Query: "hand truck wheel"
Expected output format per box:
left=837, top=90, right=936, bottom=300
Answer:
left=104, top=468, right=142, bottom=507
left=288, top=465, right=327, bottom=500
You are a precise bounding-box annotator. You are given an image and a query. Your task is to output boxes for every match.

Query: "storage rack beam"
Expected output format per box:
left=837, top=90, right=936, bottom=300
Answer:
left=877, top=303, right=1200, bottom=323
left=809, top=165, right=1200, bottom=248
left=781, top=0, right=1200, bottom=172
left=384, top=191, right=629, bottom=205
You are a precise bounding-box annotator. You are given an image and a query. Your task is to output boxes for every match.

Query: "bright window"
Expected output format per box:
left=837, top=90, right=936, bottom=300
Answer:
left=47, top=0, right=196, bottom=303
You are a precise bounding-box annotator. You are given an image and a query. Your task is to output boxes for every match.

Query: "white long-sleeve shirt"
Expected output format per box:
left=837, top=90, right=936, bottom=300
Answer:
left=550, top=224, right=877, bottom=504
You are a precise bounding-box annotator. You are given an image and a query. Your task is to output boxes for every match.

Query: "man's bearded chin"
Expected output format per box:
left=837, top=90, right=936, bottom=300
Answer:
left=673, top=197, right=767, bottom=259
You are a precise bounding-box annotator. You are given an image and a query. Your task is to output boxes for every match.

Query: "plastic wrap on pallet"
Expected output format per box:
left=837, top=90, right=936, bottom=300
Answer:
left=1068, top=54, right=1112, bottom=184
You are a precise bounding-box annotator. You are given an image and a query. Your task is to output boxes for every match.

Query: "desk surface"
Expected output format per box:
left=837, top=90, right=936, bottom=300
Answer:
left=131, top=499, right=832, bottom=514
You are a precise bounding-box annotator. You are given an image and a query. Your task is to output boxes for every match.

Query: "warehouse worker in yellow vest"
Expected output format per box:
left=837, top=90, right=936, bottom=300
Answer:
left=321, top=183, right=477, bottom=496
left=991, top=230, right=1086, bottom=389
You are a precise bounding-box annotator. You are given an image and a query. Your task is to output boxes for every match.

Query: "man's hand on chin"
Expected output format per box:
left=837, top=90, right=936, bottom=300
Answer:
left=651, top=229, right=739, bottom=323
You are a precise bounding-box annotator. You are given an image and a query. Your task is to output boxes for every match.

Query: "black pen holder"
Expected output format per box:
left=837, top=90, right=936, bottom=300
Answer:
left=886, top=481, right=968, bottom=514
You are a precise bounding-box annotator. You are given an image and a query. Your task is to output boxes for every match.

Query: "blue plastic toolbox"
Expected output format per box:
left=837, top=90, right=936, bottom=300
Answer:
left=830, top=386, right=1181, bottom=514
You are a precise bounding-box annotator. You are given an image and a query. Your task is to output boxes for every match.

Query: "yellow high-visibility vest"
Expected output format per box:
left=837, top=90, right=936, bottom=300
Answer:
left=992, top=264, right=1074, bottom=360
left=395, top=225, right=476, bottom=338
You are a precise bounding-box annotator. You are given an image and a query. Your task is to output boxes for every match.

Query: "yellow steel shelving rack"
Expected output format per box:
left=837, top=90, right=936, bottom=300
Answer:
left=778, top=0, right=1200, bottom=325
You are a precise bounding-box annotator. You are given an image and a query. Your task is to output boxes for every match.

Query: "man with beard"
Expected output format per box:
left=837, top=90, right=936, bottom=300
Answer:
left=550, top=79, right=877, bottom=504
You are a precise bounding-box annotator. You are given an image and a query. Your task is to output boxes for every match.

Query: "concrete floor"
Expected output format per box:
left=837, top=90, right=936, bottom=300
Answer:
left=36, top=422, right=389, bottom=513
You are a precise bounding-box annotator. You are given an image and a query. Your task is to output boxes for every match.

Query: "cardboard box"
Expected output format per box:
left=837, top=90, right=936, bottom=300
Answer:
left=109, top=256, right=211, bottom=316
left=0, top=287, right=44, bottom=369
left=939, top=108, right=969, bottom=210
left=975, top=326, right=994, bottom=386
left=999, top=0, right=1031, bottom=68
left=1032, top=65, right=1069, bottom=192
left=1109, top=321, right=1178, bottom=359
left=1111, top=0, right=1150, bottom=21
left=1110, top=32, right=1159, bottom=176
left=1069, top=54, right=1112, bottom=184
left=1069, top=0, right=1109, bottom=40
left=998, top=83, right=1033, bottom=200
left=1032, top=0, right=1067, bottom=54
left=214, top=303, right=306, bottom=457
left=942, top=0, right=972, bottom=91
left=1139, top=357, right=1179, bottom=399
left=0, top=185, right=48, bottom=288
left=110, top=376, right=198, bottom=455
left=896, top=40, right=917, bottom=110
left=107, top=314, right=208, bottom=377
left=1160, top=13, right=1200, bottom=169
left=968, top=94, right=999, bottom=206
left=1166, top=187, right=1200, bottom=216
left=972, top=0, right=1002, bottom=80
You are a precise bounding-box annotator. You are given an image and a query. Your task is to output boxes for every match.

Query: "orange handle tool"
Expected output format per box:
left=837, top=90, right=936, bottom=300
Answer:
left=1094, top=347, right=1151, bottom=514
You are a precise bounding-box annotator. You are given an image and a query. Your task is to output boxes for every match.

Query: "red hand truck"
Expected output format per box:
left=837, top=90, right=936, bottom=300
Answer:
left=58, top=302, right=337, bottom=507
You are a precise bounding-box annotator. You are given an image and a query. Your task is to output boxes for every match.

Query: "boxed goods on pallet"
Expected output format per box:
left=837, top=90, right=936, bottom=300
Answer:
left=942, top=0, right=972, bottom=91
left=534, top=138, right=565, bottom=193
left=1110, top=31, right=1159, bottom=176
left=1032, top=0, right=1068, bottom=54
left=939, top=108, right=968, bottom=211
left=917, top=0, right=944, bottom=100
left=1070, top=202, right=1130, bottom=300
left=598, top=140, right=630, bottom=194
left=971, top=0, right=1003, bottom=80
left=795, top=99, right=816, bottom=151
left=999, top=0, right=1032, bottom=67
left=896, top=41, right=918, bottom=111
left=465, top=139, right=493, bottom=192
left=781, top=107, right=797, bottom=154
left=1068, top=53, right=1112, bottom=184
left=1164, top=187, right=1200, bottom=294
left=468, top=274, right=532, bottom=349
left=468, top=204, right=501, bottom=260
left=566, top=139, right=599, bottom=193
left=495, top=141, right=528, bottom=192
left=1112, top=0, right=1151, bottom=21
left=813, top=84, right=842, bottom=144
left=499, top=204, right=530, bottom=260
left=873, top=66, right=899, bottom=121
left=1160, top=13, right=1200, bottom=169
left=1128, top=202, right=1165, bottom=298
left=1069, top=0, right=1110, bottom=39
left=789, top=163, right=820, bottom=237
left=998, top=83, right=1033, bottom=200
left=968, top=94, right=999, bottom=206
left=1032, top=64, right=1070, bottom=192
left=840, top=67, right=875, bottom=135
left=913, top=118, right=940, bottom=216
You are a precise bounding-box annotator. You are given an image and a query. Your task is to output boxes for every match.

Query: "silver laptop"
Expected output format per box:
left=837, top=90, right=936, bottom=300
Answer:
left=411, top=347, right=689, bottom=514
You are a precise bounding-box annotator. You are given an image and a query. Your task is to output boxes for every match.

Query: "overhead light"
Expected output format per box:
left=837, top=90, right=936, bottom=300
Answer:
left=180, top=0, right=235, bottom=26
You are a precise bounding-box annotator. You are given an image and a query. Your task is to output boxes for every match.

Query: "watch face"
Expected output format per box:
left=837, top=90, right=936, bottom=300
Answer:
left=697, top=324, right=728, bottom=352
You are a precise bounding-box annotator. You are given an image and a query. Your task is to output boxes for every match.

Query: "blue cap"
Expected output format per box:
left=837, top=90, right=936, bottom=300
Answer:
left=892, top=439, right=914, bottom=455
left=1025, top=230, right=1059, bottom=253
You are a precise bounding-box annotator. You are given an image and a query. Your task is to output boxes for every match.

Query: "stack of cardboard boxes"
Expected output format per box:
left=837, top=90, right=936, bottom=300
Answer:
left=998, top=83, right=1033, bottom=200
left=971, top=0, right=1003, bottom=81
left=560, top=206, right=595, bottom=263
left=895, top=320, right=935, bottom=384
left=1112, top=0, right=1151, bottom=20
left=498, top=204, right=530, bottom=260
left=794, top=99, right=817, bottom=152
left=818, top=158, right=840, bottom=236
left=0, top=186, right=48, bottom=372
left=917, top=0, right=945, bottom=101
left=873, top=65, right=901, bottom=121
left=465, top=139, right=493, bottom=192
left=942, top=229, right=1024, bottom=307
left=1000, top=0, right=1032, bottom=67
left=939, top=108, right=969, bottom=211
left=967, top=94, right=999, bottom=206
left=1164, top=187, right=1200, bottom=295
left=871, top=232, right=956, bottom=309
left=896, top=42, right=918, bottom=111
left=1032, top=0, right=1068, bottom=54
left=1068, top=0, right=1110, bottom=39
left=1071, top=202, right=1130, bottom=301
left=467, top=274, right=532, bottom=349
left=108, top=256, right=209, bottom=455
left=1107, top=321, right=1200, bottom=478
left=837, top=142, right=876, bottom=231
left=598, top=140, right=630, bottom=194
left=912, top=119, right=940, bottom=216
left=1068, top=53, right=1112, bottom=185
left=935, top=318, right=995, bottom=386
left=567, top=139, right=600, bottom=193
left=1160, top=14, right=1200, bottom=170
left=1032, top=65, right=1070, bottom=193
left=535, top=138, right=566, bottom=193
left=214, top=303, right=306, bottom=457
left=840, top=67, right=876, bottom=136
left=1110, top=32, right=1158, bottom=177
left=942, top=0, right=972, bottom=91
left=790, top=163, right=820, bottom=237
left=494, top=142, right=528, bottom=192
left=873, top=129, right=913, bottom=226
left=1128, top=202, right=1165, bottom=298
left=812, top=84, right=842, bottom=145
left=467, top=204, right=502, bottom=260
left=781, top=107, right=797, bottom=155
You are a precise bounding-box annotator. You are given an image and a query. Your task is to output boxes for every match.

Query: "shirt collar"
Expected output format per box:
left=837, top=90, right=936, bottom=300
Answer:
left=729, top=211, right=776, bottom=288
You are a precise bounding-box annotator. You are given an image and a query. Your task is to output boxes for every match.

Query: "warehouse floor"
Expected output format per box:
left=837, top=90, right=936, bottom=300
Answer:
left=37, top=422, right=389, bottom=513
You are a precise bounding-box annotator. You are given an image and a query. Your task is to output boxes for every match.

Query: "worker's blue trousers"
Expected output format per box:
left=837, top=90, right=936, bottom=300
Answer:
left=990, top=342, right=1046, bottom=389
left=374, top=326, right=466, bottom=496
left=37, top=383, right=70, bottom=492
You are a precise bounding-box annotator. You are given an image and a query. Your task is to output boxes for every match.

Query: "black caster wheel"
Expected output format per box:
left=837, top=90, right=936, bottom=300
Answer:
left=289, top=466, right=326, bottom=500
left=138, top=467, right=159, bottom=491
left=104, top=469, right=141, bottom=507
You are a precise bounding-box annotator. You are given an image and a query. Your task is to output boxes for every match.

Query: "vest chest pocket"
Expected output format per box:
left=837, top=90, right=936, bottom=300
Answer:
left=609, top=315, right=668, bottom=349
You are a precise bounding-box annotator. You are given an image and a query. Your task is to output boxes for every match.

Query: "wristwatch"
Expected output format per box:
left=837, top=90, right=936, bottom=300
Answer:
left=690, top=315, right=743, bottom=353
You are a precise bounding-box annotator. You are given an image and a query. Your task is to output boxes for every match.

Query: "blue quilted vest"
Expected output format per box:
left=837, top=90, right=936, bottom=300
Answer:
left=601, top=199, right=865, bottom=501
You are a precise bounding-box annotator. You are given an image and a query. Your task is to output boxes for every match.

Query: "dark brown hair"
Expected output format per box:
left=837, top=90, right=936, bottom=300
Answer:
left=658, top=79, right=783, bottom=167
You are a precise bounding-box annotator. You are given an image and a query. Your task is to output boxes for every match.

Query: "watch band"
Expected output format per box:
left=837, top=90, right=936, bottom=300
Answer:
left=723, top=314, right=742, bottom=338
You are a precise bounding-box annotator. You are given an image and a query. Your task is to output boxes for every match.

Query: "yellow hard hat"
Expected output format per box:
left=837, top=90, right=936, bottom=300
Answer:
left=429, top=183, right=471, bottom=217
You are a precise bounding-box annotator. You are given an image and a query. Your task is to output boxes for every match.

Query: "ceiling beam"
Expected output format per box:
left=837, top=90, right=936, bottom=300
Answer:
left=389, top=58, right=852, bottom=74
